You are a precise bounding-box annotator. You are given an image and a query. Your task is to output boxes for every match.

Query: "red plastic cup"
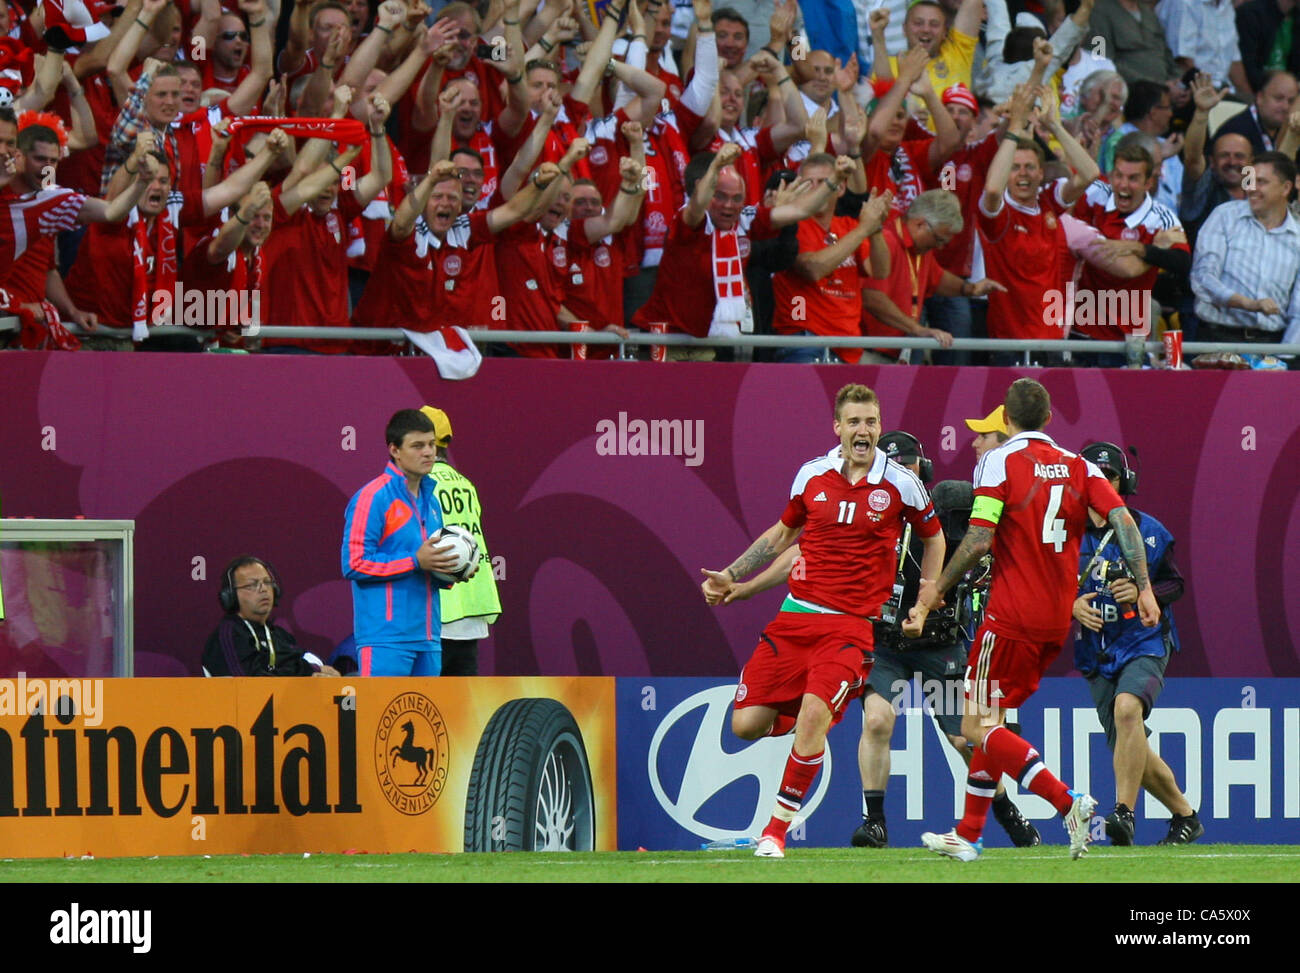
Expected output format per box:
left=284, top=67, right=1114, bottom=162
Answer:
left=648, top=321, right=667, bottom=362
left=570, top=321, right=591, bottom=360
left=1163, top=329, right=1183, bottom=369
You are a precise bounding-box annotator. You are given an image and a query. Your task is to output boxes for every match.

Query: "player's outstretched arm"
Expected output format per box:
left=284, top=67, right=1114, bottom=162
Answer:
left=704, top=544, right=802, bottom=606
left=1105, top=507, right=1161, bottom=627
left=702, top=519, right=801, bottom=602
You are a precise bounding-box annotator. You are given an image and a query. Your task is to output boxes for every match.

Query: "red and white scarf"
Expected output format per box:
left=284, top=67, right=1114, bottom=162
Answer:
left=224, top=115, right=369, bottom=148
left=2, top=287, right=79, bottom=350
left=130, top=207, right=178, bottom=341
left=229, top=243, right=262, bottom=295
left=225, top=116, right=398, bottom=202
left=707, top=214, right=747, bottom=337
left=230, top=243, right=263, bottom=331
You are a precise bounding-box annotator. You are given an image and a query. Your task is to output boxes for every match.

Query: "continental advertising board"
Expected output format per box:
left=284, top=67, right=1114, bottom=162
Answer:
left=0, top=676, right=616, bottom=858
left=618, top=678, right=1300, bottom=849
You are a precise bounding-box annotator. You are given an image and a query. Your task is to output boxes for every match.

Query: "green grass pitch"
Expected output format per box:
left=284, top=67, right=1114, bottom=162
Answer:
left=5, top=845, right=1297, bottom=883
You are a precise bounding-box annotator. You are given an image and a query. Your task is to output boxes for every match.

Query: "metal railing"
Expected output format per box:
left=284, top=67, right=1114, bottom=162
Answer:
left=4, top=317, right=1297, bottom=364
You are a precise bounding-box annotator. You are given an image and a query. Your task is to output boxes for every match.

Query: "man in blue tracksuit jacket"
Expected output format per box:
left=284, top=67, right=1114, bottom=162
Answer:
left=1072, top=442, right=1202, bottom=847
left=342, top=409, right=462, bottom=676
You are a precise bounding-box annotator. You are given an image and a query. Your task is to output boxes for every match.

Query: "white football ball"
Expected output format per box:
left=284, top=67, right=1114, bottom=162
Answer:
left=430, top=525, right=479, bottom=584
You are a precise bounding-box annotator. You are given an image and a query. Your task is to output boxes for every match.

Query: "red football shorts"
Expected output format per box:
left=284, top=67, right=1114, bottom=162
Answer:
left=965, top=624, right=1061, bottom=712
left=734, top=611, right=873, bottom=725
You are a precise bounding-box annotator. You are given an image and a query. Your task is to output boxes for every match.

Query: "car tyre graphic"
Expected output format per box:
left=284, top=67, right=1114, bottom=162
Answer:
left=463, top=698, right=596, bottom=852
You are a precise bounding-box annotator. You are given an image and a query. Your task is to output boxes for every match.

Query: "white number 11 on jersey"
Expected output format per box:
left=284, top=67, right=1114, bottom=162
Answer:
left=838, top=501, right=857, bottom=523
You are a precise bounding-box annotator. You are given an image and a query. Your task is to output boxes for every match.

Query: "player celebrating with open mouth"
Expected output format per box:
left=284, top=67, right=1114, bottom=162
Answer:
left=702, top=384, right=942, bottom=858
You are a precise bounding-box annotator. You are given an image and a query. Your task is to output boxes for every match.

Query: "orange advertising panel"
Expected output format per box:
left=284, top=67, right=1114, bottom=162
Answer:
left=0, top=676, right=616, bottom=858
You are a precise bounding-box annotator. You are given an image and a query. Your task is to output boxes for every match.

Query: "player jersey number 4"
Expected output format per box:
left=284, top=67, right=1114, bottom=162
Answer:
left=971, top=431, right=1125, bottom=641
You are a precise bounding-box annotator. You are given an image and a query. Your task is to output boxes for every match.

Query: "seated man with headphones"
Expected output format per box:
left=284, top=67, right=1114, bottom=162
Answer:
left=202, top=556, right=340, bottom=677
left=1073, top=442, right=1201, bottom=846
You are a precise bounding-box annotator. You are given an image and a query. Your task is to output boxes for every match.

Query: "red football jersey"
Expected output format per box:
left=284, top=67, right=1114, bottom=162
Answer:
left=705, top=125, right=778, bottom=206
left=860, top=219, right=946, bottom=356
left=976, top=179, right=1075, bottom=340
left=631, top=205, right=776, bottom=337
left=557, top=217, right=623, bottom=338
left=0, top=187, right=87, bottom=265
left=971, top=431, right=1126, bottom=642
left=352, top=223, right=437, bottom=330
left=1071, top=181, right=1188, bottom=339
left=771, top=215, right=876, bottom=363
left=435, top=210, right=499, bottom=327
left=66, top=220, right=135, bottom=328
left=0, top=234, right=56, bottom=302
left=864, top=139, right=936, bottom=218
left=261, top=186, right=363, bottom=352
left=933, top=132, right=999, bottom=277
left=781, top=447, right=940, bottom=618
left=492, top=220, right=567, bottom=357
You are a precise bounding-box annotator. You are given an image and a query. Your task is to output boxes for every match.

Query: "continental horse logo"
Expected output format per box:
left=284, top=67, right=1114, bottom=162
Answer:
left=375, top=693, right=450, bottom=815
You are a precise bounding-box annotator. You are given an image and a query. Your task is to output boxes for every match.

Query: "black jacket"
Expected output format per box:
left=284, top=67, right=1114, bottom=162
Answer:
left=202, top=615, right=320, bottom=676
left=1236, top=0, right=1300, bottom=91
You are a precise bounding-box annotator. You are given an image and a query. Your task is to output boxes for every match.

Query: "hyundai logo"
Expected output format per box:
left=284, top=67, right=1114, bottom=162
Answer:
left=647, top=685, right=832, bottom=841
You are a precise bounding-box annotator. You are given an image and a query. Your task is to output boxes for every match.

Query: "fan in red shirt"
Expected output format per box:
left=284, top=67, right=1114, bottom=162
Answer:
left=180, top=180, right=273, bottom=348
left=0, top=113, right=160, bottom=349
left=860, top=189, right=1006, bottom=360
left=260, top=94, right=393, bottom=353
left=101, top=2, right=274, bottom=200
left=861, top=46, right=962, bottom=218
left=68, top=128, right=288, bottom=345
left=701, top=384, right=942, bottom=858
left=423, top=87, right=585, bottom=338
left=976, top=83, right=1100, bottom=359
left=930, top=84, right=1001, bottom=280
left=490, top=137, right=598, bottom=358
left=909, top=378, right=1160, bottom=863
left=1068, top=140, right=1190, bottom=360
left=702, top=53, right=810, bottom=206
left=631, top=143, right=852, bottom=359
left=352, top=157, right=563, bottom=336
left=430, top=1, right=513, bottom=122
left=277, top=1, right=353, bottom=110
left=637, top=0, right=684, bottom=104
left=770, top=155, right=892, bottom=364
left=0, top=115, right=101, bottom=333
left=193, top=6, right=254, bottom=94
left=493, top=3, right=654, bottom=180
left=402, top=76, right=499, bottom=196
left=557, top=154, right=648, bottom=356
left=334, top=39, right=459, bottom=292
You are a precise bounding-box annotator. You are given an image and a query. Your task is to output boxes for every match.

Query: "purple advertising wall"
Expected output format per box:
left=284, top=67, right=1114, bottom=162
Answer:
left=0, top=352, right=1297, bottom=678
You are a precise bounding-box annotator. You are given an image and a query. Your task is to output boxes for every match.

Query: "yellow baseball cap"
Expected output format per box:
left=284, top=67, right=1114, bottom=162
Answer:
left=965, top=405, right=1007, bottom=435
left=419, top=406, right=453, bottom=447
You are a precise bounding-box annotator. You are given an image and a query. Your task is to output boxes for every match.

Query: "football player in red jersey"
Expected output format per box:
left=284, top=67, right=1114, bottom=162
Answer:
left=702, top=384, right=942, bottom=858
left=907, top=378, right=1160, bottom=861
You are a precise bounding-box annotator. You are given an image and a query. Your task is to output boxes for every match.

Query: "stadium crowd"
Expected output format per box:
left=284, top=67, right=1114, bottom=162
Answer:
left=0, top=0, right=1298, bottom=363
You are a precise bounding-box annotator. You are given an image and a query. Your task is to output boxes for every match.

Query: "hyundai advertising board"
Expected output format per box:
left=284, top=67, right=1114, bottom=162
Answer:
left=618, top=678, right=1300, bottom=850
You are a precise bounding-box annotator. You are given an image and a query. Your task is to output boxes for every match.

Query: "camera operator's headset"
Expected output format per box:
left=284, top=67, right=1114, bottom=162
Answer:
left=219, top=557, right=283, bottom=613
left=878, top=430, right=933, bottom=484
left=1080, top=441, right=1137, bottom=496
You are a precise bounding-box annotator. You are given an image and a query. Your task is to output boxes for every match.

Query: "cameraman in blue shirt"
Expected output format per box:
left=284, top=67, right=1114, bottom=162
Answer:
left=1073, top=442, right=1202, bottom=847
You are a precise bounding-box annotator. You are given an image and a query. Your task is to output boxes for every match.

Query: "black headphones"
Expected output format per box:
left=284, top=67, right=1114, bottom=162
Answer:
left=878, top=430, right=933, bottom=484
left=219, top=556, right=283, bottom=613
left=1081, top=441, right=1138, bottom=495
